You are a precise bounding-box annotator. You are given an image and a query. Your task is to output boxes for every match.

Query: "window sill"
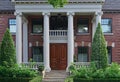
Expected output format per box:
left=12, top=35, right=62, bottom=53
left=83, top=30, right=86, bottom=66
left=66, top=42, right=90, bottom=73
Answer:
left=11, top=32, right=16, bottom=35
left=30, top=33, right=43, bottom=35
left=104, top=33, right=113, bottom=35
left=76, top=33, right=90, bottom=35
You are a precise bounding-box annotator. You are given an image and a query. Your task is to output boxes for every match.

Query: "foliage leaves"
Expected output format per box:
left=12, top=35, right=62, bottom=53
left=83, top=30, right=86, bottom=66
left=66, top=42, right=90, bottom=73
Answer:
left=69, top=63, right=120, bottom=79
left=48, top=0, right=68, bottom=8
left=0, top=29, right=16, bottom=67
left=91, top=23, right=108, bottom=69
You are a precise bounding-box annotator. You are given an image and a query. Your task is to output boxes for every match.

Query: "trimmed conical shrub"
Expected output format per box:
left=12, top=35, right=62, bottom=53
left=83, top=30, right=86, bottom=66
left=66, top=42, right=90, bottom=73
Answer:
left=91, top=23, right=108, bottom=69
left=0, top=28, right=16, bottom=67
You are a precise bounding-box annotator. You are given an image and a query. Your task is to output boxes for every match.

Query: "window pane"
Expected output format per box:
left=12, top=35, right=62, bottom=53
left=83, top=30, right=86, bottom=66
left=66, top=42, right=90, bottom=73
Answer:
left=32, top=18, right=43, bottom=33
left=101, top=19, right=112, bottom=33
left=78, top=47, right=88, bottom=62
left=102, top=25, right=111, bottom=33
left=9, top=19, right=16, bottom=33
left=77, top=19, right=89, bottom=33
left=33, top=25, right=42, bottom=33
left=10, top=25, right=16, bottom=33
left=9, top=19, right=16, bottom=25
left=107, top=47, right=112, bottom=64
left=32, top=47, right=43, bottom=62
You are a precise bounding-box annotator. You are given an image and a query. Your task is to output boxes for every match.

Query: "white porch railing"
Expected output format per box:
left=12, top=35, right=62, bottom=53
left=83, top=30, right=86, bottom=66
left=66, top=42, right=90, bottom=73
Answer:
left=22, top=62, right=43, bottom=70
left=49, top=30, right=67, bottom=43
left=49, top=30, right=67, bottom=37
left=74, top=62, right=90, bottom=68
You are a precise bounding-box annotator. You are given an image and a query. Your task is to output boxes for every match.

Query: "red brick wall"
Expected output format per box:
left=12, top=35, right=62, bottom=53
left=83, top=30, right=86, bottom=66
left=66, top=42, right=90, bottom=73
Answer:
left=74, top=15, right=92, bottom=61
left=1, top=13, right=120, bottom=63
left=102, top=13, right=120, bottom=63
left=0, top=13, right=16, bottom=43
left=27, top=16, right=43, bottom=60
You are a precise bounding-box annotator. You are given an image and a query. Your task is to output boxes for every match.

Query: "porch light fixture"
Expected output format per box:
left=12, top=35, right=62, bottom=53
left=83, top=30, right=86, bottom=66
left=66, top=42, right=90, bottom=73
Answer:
left=48, top=0, right=68, bottom=8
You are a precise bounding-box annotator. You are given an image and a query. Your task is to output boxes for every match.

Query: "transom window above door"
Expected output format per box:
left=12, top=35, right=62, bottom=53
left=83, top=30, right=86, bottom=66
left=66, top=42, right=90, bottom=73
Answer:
left=77, top=18, right=89, bottom=33
left=32, top=18, right=43, bottom=34
left=50, top=16, right=68, bottom=30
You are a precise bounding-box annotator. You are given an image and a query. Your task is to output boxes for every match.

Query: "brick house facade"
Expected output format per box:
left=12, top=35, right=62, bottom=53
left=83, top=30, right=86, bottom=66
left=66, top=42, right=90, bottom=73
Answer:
left=0, top=0, right=120, bottom=72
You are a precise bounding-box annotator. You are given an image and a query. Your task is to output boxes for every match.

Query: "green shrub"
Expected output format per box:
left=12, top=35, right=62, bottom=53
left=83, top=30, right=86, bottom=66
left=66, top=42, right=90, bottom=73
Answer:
left=92, top=69, right=105, bottom=78
left=91, top=23, right=108, bottom=69
left=0, top=66, right=38, bottom=78
left=74, top=67, right=93, bottom=79
left=38, top=65, right=44, bottom=72
left=104, top=63, right=120, bottom=78
left=73, top=78, right=120, bottom=82
left=0, top=77, right=32, bottom=82
left=0, top=29, right=16, bottom=68
left=68, top=63, right=77, bottom=75
left=65, top=77, right=73, bottom=82
left=71, top=62, right=120, bottom=80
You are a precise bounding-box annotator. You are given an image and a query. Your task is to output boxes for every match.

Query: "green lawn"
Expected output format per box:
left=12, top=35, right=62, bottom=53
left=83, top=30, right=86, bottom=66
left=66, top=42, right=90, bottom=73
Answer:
left=29, top=76, right=42, bottom=82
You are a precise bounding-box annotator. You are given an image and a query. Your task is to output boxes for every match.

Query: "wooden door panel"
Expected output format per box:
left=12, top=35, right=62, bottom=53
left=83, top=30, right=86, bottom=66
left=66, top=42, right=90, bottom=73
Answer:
left=59, top=44, right=67, bottom=69
left=50, top=44, right=58, bottom=69
left=50, top=44, right=67, bottom=70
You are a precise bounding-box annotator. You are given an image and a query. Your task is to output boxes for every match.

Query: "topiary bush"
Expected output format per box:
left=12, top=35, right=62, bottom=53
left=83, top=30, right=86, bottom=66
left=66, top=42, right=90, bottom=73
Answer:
left=0, top=29, right=16, bottom=68
left=91, top=23, right=108, bottom=69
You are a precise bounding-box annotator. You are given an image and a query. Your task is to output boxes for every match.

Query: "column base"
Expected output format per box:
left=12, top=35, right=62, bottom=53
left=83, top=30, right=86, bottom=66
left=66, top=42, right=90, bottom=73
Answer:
left=45, top=67, right=51, bottom=72
left=66, top=65, right=70, bottom=72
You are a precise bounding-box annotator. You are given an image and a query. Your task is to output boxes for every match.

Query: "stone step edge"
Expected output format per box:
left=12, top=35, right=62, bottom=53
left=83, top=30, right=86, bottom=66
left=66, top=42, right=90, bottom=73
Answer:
left=44, top=77, right=66, bottom=79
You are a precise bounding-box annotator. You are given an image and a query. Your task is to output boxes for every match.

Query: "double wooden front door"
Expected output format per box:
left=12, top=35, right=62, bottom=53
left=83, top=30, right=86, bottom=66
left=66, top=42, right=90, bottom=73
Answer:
left=50, top=44, right=67, bottom=70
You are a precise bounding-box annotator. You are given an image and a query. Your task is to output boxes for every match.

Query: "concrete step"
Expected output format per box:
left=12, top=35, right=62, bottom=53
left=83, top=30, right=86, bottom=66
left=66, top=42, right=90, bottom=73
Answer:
left=42, top=78, right=65, bottom=82
left=42, top=70, right=69, bottom=82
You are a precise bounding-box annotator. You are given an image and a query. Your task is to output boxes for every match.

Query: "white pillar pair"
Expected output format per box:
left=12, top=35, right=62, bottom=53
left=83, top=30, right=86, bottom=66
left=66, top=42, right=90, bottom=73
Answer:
left=15, top=12, right=51, bottom=72
left=15, top=12, right=28, bottom=64
left=43, top=12, right=75, bottom=71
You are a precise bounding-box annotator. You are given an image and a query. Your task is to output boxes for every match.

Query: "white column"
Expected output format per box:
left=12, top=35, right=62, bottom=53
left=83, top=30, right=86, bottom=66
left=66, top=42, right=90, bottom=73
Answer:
left=42, top=12, right=51, bottom=72
left=23, top=18, right=28, bottom=62
left=95, top=12, right=103, bottom=27
left=92, top=12, right=103, bottom=39
left=67, top=12, right=74, bottom=70
left=92, top=16, right=96, bottom=39
left=15, top=12, right=22, bottom=64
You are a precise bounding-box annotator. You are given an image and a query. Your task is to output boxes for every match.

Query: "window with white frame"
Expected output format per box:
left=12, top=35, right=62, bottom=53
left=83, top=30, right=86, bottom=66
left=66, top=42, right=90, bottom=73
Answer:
left=9, top=19, right=16, bottom=33
left=78, top=47, right=88, bottom=62
left=107, top=47, right=112, bottom=64
left=32, top=46, right=43, bottom=62
left=101, top=19, right=112, bottom=33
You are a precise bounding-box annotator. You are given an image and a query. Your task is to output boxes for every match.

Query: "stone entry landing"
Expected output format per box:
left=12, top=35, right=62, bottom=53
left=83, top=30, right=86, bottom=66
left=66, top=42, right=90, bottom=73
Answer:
left=42, top=70, right=69, bottom=82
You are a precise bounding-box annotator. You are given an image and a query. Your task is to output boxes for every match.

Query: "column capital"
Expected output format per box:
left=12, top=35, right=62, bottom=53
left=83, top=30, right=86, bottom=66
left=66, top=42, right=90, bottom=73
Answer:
left=67, top=12, right=75, bottom=16
left=14, top=12, right=22, bottom=16
left=23, top=16, right=28, bottom=24
left=95, top=11, right=103, bottom=16
left=42, top=12, right=50, bottom=16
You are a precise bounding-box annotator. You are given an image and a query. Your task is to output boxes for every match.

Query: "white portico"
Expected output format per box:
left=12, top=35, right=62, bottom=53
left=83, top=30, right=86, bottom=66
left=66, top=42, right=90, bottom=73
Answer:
left=12, top=0, right=105, bottom=72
